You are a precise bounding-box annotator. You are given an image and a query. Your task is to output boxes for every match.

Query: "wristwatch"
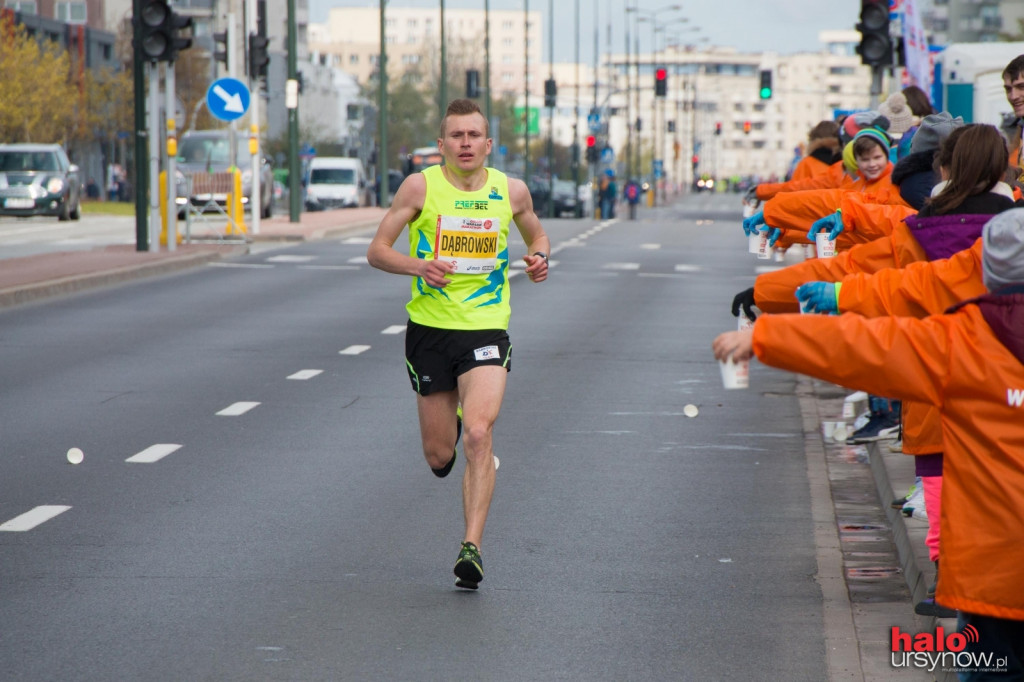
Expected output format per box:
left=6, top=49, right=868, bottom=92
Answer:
left=533, top=251, right=548, bottom=265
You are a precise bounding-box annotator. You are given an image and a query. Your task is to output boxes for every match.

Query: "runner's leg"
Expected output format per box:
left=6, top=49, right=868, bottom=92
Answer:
left=416, top=389, right=461, bottom=470
left=456, top=365, right=506, bottom=547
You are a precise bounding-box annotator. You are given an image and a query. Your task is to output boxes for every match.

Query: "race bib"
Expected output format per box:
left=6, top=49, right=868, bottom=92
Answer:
left=434, top=214, right=502, bottom=274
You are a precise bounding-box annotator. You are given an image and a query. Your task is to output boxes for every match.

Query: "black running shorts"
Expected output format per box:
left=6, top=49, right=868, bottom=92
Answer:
left=405, top=320, right=511, bottom=395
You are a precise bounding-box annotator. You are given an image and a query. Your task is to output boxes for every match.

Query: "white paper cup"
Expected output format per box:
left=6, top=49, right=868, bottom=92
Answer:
left=804, top=244, right=816, bottom=259
left=773, top=248, right=786, bottom=262
left=742, top=203, right=755, bottom=218
left=747, top=231, right=762, bottom=254
left=832, top=421, right=848, bottom=442
left=756, top=231, right=771, bottom=260
left=719, top=356, right=749, bottom=390
left=737, top=315, right=754, bottom=332
left=815, top=233, right=836, bottom=259
left=822, top=421, right=837, bottom=440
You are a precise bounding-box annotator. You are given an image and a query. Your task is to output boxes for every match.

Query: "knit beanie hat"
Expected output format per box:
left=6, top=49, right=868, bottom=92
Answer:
left=982, top=208, right=1024, bottom=291
left=878, top=92, right=914, bottom=137
left=908, top=111, right=965, bottom=155
left=852, top=126, right=893, bottom=154
left=840, top=110, right=890, bottom=144
left=842, top=141, right=858, bottom=173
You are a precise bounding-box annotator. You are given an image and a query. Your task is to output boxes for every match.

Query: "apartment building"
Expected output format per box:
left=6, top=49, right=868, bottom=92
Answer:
left=309, top=6, right=543, bottom=100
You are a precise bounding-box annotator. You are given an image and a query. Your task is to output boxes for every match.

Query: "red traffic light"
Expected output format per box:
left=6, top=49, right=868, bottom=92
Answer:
left=743, top=120, right=751, bottom=135
left=715, top=122, right=722, bottom=135
left=655, top=68, right=667, bottom=81
left=586, top=135, right=596, bottom=147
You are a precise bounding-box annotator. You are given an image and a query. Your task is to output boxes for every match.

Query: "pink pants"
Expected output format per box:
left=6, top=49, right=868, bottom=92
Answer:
left=922, top=475, right=942, bottom=562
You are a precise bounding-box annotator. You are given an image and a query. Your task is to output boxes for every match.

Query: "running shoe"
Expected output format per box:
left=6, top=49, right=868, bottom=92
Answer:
left=431, top=408, right=463, bottom=478
left=901, top=482, right=927, bottom=520
left=914, top=598, right=956, bottom=619
left=848, top=414, right=901, bottom=443
left=454, top=541, right=483, bottom=589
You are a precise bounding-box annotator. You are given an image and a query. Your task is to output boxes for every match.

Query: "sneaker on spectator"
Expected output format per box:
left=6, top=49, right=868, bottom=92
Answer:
left=901, top=482, right=927, bottom=520
left=914, top=598, right=956, bottom=619
left=848, top=413, right=901, bottom=443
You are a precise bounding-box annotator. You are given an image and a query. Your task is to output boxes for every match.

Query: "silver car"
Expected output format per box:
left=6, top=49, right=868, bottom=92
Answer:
left=174, top=129, right=273, bottom=219
left=0, top=143, right=81, bottom=220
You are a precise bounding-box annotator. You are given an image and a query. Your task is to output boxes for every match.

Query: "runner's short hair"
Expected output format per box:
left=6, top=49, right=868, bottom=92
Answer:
left=440, top=99, right=489, bottom=138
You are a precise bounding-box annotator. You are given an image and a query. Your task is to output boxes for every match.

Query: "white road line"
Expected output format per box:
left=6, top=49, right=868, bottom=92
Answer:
left=297, top=265, right=360, bottom=271
left=346, top=256, right=369, bottom=264
left=287, top=369, right=323, bottom=380
left=0, top=505, right=71, bottom=532
left=208, top=262, right=275, bottom=269
left=265, top=255, right=316, bottom=263
left=640, top=243, right=661, bottom=250
left=674, top=264, right=702, bottom=272
left=216, top=401, right=261, bottom=416
left=126, top=443, right=182, bottom=463
left=754, top=265, right=785, bottom=274
left=342, top=237, right=373, bottom=244
left=381, top=325, right=405, bottom=335
left=602, top=262, right=640, bottom=270
left=339, top=345, right=371, bottom=355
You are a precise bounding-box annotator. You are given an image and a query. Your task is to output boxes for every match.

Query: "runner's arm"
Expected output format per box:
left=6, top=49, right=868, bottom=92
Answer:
left=509, top=177, right=550, bottom=283
left=366, top=173, right=454, bottom=288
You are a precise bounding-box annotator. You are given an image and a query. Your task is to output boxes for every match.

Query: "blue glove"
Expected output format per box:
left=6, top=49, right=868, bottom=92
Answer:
left=743, top=210, right=765, bottom=236
left=807, top=211, right=843, bottom=242
left=795, top=281, right=838, bottom=314
left=766, top=226, right=782, bottom=247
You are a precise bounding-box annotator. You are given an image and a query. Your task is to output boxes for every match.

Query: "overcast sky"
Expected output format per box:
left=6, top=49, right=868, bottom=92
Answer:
left=311, top=0, right=862, bottom=61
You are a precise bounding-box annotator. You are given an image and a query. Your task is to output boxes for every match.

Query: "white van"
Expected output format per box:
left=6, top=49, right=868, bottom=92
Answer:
left=305, top=157, right=369, bottom=210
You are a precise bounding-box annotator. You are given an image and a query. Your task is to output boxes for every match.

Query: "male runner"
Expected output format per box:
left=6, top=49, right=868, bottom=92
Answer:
left=366, top=99, right=550, bottom=589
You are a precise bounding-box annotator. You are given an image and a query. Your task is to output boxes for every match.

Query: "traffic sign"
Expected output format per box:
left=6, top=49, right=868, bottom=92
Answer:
left=206, top=78, right=250, bottom=122
left=600, top=147, right=615, bottom=164
left=587, top=112, right=600, bottom=133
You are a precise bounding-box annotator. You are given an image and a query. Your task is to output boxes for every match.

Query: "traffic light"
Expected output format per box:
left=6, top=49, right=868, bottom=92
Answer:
left=248, top=32, right=270, bottom=79
left=466, top=69, right=480, bottom=98
left=715, top=122, right=722, bottom=136
left=654, top=67, right=667, bottom=98
left=135, top=0, right=192, bottom=62
left=213, top=30, right=228, bottom=67
left=544, top=78, right=557, bottom=107
left=585, top=135, right=597, bottom=163
left=856, top=0, right=892, bottom=67
left=666, top=120, right=675, bottom=133
left=691, top=154, right=699, bottom=170
left=758, top=69, right=773, bottom=99
left=743, top=120, right=751, bottom=135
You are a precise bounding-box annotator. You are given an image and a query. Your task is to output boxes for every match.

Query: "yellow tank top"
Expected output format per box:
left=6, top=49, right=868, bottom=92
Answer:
left=406, top=165, right=515, bottom=330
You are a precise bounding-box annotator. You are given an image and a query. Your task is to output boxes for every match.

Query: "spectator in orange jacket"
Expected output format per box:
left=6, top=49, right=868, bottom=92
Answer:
left=789, top=121, right=842, bottom=182
left=713, top=209, right=1024, bottom=674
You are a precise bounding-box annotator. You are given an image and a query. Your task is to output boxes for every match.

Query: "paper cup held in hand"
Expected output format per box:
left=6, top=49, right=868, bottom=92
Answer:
left=737, top=315, right=754, bottom=332
left=815, top=233, right=836, bottom=259
left=756, top=231, right=771, bottom=260
left=799, top=297, right=813, bottom=314
left=742, top=203, right=755, bottom=218
left=748, top=231, right=762, bottom=254
left=719, top=356, right=749, bottom=389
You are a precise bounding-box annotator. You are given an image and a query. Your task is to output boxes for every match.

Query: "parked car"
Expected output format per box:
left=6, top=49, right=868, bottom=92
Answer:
left=174, top=129, right=273, bottom=219
left=551, top=179, right=579, bottom=216
left=305, top=157, right=370, bottom=210
left=0, top=143, right=81, bottom=220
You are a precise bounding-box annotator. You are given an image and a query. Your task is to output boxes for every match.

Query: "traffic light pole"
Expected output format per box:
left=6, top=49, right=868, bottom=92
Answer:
left=246, top=0, right=261, bottom=235
left=148, top=62, right=161, bottom=251
left=132, top=0, right=149, bottom=252
left=166, top=62, right=176, bottom=251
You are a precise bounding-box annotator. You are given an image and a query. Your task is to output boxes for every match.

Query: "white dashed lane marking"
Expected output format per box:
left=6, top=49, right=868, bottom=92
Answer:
left=339, top=345, right=371, bottom=355
left=216, top=402, right=261, bottom=416
left=674, top=264, right=702, bottom=272
left=126, top=444, right=182, bottom=463
left=602, top=262, right=640, bottom=271
left=265, top=255, right=316, bottom=263
left=381, top=325, right=405, bottom=335
left=287, top=369, right=323, bottom=380
left=346, top=256, right=369, bottom=264
left=0, top=505, right=72, bottom=532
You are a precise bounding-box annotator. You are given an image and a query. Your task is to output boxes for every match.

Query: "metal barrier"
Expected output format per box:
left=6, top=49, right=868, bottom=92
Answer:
left=182, top=170, right=248, bottom=243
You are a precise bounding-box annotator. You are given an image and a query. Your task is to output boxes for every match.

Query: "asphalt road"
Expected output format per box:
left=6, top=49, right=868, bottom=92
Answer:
left=0, top=194, right=882, bottom=680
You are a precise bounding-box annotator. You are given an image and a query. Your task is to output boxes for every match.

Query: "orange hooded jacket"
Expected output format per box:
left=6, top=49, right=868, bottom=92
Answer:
left=753, top=223, right=927, bottom=315
left=751, top=293, right=1024, bottom=621
left=764, top=165, right=909, bottom=251
left=754, top=161, right=850, bottom=201
left=835, top=241, right=987, bottom=454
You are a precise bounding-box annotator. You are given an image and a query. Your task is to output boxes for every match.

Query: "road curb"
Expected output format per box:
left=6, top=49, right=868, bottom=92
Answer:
left=0, top=248, right=240, bottom=309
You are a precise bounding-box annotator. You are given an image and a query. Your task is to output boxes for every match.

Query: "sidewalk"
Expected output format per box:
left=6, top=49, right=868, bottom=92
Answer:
left=0, top=206, right=385, bottom=309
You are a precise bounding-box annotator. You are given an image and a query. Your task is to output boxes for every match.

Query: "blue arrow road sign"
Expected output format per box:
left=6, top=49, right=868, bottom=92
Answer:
left=206, top=78, right=250, bottom=122
left=587, top=112, right=600, bottom=133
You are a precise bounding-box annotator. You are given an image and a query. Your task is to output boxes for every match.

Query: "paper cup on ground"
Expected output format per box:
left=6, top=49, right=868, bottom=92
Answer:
left=815, top=233, right=836, bottom=259
left=822, top=421, right=837, bottom=440
left=832, top=421, right=848, bottom=442
left=756, top=231, right=771, bottom=260
left=719, top=356, right=749, bottom=389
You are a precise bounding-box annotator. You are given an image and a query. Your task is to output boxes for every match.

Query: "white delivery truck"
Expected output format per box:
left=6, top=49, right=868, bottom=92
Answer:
left=305, top=157, right=370, bottom=210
